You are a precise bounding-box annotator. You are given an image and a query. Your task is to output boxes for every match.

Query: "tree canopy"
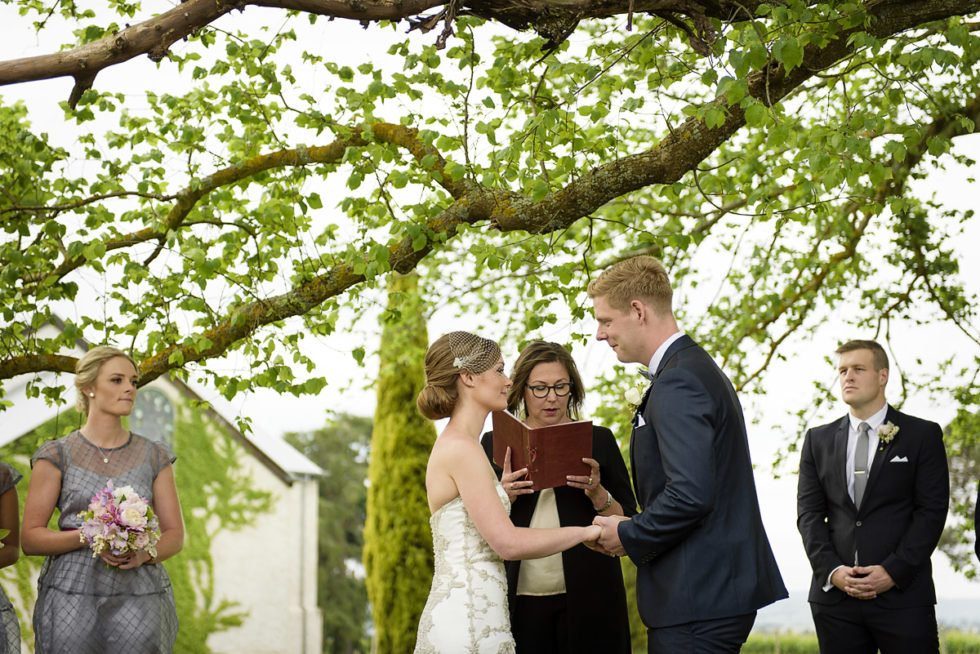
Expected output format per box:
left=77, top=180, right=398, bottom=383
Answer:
left=1, top=0, right=978, bottom=442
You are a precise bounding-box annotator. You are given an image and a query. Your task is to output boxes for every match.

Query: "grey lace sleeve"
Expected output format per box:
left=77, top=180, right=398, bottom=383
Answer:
left=31, top=439, right=65, bottom=473
left=149, top=440, right=177, bottom=478
left=0, top=462, right=21, bottom=495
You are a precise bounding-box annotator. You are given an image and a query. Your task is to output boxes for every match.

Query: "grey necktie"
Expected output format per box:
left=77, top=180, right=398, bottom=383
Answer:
left=853, top=421, right=871, bottom=510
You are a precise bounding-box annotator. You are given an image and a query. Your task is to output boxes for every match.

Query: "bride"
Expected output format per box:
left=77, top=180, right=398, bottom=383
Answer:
left=414, top=332, right=601, bottom=654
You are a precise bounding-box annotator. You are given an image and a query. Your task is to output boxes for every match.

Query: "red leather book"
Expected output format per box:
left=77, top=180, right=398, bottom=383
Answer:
left=491, top=410, right=592, bottom=490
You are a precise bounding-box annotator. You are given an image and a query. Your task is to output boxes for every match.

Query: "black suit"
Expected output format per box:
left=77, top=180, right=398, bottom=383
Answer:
left=618, top=335, right=787, bottom=650
left=975, top=479, right=979, bottom=562
left=481, top=425, right=637, bottom=654
left=797, top=406, right=949, bottom=653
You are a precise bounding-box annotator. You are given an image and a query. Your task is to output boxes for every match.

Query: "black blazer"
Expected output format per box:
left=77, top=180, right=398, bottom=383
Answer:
left=618, top=335, right=787, bottom=628
left=481, top=425, right=637, bottom=654
left=797, top=406, right=949, bottom=608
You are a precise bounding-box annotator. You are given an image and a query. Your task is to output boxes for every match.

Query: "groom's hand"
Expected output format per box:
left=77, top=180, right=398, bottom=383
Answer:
left=590, top=515, right=629, bottom=557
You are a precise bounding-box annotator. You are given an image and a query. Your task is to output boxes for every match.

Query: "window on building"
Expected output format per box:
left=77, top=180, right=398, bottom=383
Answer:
left=131, top=388, right=175, bottom=450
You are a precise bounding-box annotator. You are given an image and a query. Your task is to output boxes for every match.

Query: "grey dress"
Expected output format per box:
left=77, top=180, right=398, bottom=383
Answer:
left=31, top=431, right=178, bottom=654
left=0, top=462, right=22, bottom=654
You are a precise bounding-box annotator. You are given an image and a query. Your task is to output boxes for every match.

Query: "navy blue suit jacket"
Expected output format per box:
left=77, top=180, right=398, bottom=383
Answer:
left=797, top=406, right=949, bottom=608
left=618, top=335, right=787, bottom=628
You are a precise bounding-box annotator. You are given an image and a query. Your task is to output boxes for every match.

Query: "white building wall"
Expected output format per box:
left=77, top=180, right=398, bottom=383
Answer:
left=206, top=452, right=322, bottom=654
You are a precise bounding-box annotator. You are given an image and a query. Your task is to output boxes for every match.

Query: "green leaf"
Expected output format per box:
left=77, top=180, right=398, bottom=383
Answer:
left=529, top=178, right=550, bottom=202
left=744, top=102, right=768, bottom=127
left=772, top=36, right=804, bottom=73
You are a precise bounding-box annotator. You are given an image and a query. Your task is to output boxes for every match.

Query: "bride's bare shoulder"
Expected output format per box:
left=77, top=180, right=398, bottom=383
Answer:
left=431, top=430, right=481, bottom=460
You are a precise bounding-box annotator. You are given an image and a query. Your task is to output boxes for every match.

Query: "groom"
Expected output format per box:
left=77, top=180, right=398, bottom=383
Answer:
left=797, top=339, right=949, bottom=653
left=587, top=256, right=787, bottom=653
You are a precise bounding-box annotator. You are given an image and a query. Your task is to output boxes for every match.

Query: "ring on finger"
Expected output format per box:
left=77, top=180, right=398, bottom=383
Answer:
left=588, top=476, right=593, bottom=486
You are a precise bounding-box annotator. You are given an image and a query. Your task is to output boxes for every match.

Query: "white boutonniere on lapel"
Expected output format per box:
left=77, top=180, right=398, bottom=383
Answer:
left=877, top=422, right=899, bottom=448
left=624, top=384, right=645, bottom=412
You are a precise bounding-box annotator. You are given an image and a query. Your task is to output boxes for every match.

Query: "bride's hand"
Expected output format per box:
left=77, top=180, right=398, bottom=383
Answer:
left=501, top=446, right=533, bottom=502
left=582, top=524, right=603, bottom=548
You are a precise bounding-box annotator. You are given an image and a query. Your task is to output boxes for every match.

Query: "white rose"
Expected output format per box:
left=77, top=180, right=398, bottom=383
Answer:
left=119, top=505, right=148, bottom=529
left=624, top=387, right=642, bottom=405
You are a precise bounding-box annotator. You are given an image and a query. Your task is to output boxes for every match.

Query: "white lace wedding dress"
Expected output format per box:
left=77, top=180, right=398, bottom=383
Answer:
left=414, top=481, right=516, bottom=653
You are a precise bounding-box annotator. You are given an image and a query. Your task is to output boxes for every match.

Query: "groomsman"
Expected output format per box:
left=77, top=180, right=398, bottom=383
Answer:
left=588, top=255, right=787, bottom=653
left=797, top=339, right=949, bottom=654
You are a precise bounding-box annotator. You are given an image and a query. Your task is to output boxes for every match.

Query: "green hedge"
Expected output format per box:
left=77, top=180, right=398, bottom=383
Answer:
left=363, top=273, right=436, bottom=654
left=737, top=630, right=980, bottom=654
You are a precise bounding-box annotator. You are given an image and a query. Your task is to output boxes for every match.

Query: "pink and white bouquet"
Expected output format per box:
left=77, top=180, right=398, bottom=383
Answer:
left=77, top=481, right=160, bottom=561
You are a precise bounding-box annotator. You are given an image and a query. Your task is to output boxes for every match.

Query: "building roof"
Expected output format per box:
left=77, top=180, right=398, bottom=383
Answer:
left=0, top=322, right=322, bottom=485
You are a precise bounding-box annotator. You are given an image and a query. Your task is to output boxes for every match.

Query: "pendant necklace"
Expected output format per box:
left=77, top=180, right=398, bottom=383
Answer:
left=83, top=431, right=118, bottom=464
left=94, top=443, right=111, bottom=464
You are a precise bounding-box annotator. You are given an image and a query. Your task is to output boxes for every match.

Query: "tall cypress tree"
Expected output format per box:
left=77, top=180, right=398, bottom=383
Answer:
left=363, top=272, right=436, bottom=653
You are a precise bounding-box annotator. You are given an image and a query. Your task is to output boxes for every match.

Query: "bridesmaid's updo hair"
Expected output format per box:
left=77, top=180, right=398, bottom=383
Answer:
left=417, top=331, right=501, bottom=420
left=75, top=346, right=139, bottom=415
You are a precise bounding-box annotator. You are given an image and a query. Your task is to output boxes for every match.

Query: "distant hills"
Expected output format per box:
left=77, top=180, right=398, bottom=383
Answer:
left=755, top=592, right=980, bottom=632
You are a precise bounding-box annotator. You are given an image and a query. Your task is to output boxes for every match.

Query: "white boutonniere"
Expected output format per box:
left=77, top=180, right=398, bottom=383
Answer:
left=877, top=422, right=899, bottom=445
left=624, top=384, right=645, bottom=411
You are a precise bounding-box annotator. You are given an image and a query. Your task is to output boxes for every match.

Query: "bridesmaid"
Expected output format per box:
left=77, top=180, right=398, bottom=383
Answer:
left=22, top=346, right=184, bottom=654
left=0, top=460, right=21, bottom=653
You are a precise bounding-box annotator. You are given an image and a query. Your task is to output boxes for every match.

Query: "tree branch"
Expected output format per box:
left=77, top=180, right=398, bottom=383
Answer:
left=0, top=0, right=772, bottom=101
left=23, top=122, right=469, bottom=289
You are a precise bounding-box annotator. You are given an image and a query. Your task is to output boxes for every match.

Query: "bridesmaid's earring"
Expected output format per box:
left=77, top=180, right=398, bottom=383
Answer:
left=89, top=392, right=95, bottom=397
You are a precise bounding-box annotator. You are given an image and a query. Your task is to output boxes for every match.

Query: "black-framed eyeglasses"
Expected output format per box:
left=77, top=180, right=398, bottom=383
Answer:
left=528, top=382, right=572, bottom=398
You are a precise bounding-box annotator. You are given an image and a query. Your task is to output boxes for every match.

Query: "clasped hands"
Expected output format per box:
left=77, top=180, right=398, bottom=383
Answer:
left=99, top=548, right=153, bottom=570
left=586, top=515, right=629, bottom=557
left=831, top=564, right=895, bottom=600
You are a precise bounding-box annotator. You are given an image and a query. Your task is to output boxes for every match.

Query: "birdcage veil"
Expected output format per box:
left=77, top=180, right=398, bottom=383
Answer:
left=446, top=331, right=500, bottom=374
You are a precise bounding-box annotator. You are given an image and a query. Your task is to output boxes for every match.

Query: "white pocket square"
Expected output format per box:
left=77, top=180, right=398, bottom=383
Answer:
left=890, top=455, right=909, bottom=463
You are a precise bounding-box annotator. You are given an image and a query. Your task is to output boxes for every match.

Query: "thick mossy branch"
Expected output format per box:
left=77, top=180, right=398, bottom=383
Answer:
left=0, top=0, right=787, bottom=100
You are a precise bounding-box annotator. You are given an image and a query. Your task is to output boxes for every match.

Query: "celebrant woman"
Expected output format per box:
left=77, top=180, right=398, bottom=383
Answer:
left=481, top=340, right=636, bottom=653
left=22, top=346, right=184, bottom=654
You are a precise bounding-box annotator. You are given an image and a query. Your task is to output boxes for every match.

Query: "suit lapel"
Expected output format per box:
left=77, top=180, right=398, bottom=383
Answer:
left=654, top=334, right=694, bottom=376
left=629, top=336, right=691, bottom=509
left=863, top=406, right=898, bottom=503
left=629, top=385, right=651, bottom=509
left=831, top=416, right=852, bottom=508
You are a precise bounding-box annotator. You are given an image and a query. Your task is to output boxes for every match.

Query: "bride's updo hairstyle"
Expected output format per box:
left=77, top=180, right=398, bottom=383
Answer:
left=417, top=331, right=502, bottom=420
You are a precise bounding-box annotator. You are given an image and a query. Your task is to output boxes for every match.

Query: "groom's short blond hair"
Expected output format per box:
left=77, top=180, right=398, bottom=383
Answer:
left=587, top=255, right=673, bottom=315
left=836, top=340, right=889, bottom=371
